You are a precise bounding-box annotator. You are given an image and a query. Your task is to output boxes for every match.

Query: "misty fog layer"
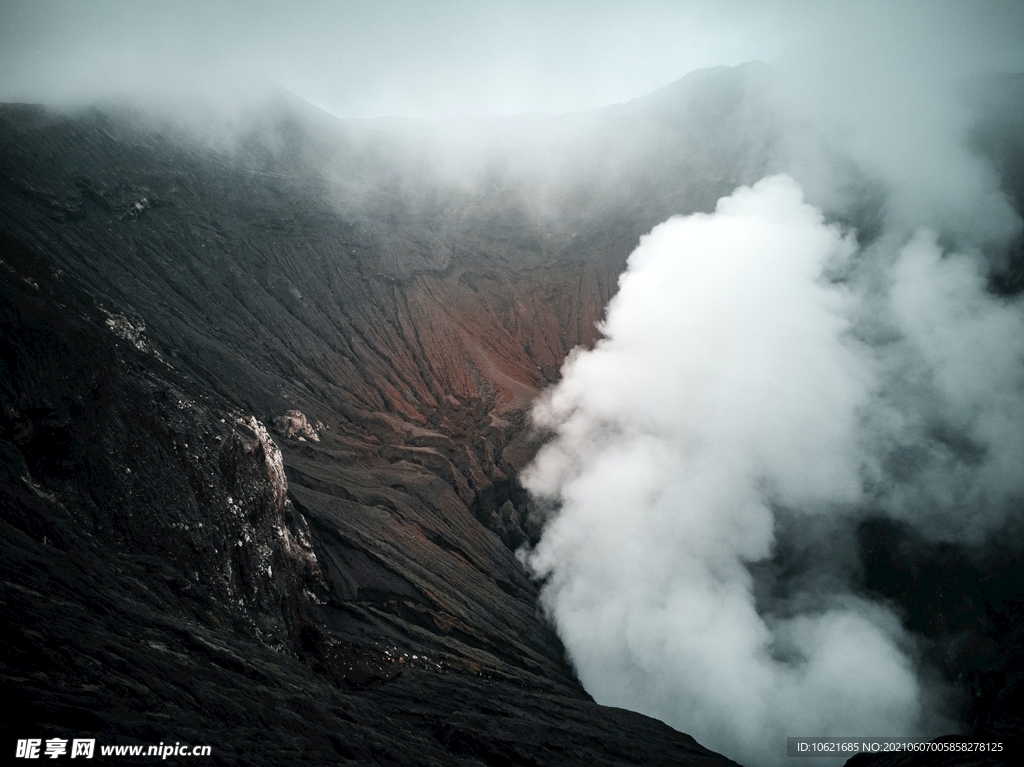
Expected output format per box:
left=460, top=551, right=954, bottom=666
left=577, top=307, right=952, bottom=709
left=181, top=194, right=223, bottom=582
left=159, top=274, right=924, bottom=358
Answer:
left=518, top=7, right=1024, bottom=765
left=524, top=171, right=1024, bottom=764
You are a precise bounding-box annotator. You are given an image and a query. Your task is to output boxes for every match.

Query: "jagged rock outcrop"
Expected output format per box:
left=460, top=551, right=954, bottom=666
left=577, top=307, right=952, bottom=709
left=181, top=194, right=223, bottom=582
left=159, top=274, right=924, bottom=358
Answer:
left=273, top=409, right=321, bottom=442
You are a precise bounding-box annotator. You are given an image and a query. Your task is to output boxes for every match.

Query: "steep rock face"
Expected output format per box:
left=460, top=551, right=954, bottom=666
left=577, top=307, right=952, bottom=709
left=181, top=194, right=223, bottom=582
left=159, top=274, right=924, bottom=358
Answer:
left=0, top=100, right=740, bottom=765
left=0, top=234, right=317, bottom=643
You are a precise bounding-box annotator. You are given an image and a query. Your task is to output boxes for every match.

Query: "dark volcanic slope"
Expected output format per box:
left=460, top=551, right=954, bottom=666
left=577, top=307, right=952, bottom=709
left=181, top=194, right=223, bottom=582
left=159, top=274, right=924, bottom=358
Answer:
left=0, top=96, right=742, bottom=766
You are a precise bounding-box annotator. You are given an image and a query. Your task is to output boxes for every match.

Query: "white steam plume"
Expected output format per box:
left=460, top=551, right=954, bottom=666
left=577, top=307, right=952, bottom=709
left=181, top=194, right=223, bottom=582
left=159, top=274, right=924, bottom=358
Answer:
left=524, top=175, right=1024, bottom=765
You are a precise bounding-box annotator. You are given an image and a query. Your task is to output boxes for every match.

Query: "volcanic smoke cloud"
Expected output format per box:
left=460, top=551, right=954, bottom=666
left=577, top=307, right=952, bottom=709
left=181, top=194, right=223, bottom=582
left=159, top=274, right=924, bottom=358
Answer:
left=523, top=174, right=1024, bottom=765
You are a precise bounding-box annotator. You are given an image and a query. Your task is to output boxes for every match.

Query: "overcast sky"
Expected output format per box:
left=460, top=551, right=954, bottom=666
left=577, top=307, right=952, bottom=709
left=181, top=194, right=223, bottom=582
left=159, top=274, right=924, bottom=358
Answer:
left=0, top=1, right=1022, bottom=119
